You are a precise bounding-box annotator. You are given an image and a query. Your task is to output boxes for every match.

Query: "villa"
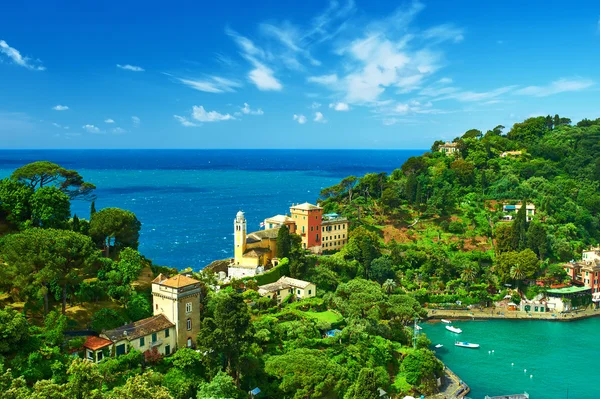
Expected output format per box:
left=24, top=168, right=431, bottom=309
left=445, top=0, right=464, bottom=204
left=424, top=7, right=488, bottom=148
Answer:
left=321, top=213, right=349, bottom=252
left=563, top=246, right=600, bottom=294
left=501, top=202, right=535, bottom=222
left=257, top=276, right=316, bottom=303
left=102, top=314, right=176, bottom=357
left=500, top=150, right=522, bottom=158
left=545, top=286, right=592, bottom=312
left=438, top=141, right=459, bottom=155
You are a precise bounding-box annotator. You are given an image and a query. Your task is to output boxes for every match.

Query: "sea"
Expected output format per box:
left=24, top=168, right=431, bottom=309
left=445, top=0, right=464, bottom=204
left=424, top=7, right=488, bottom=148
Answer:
left=0, top=149, right=423, bottom=269
left=422, top=318, right=599, bottom=398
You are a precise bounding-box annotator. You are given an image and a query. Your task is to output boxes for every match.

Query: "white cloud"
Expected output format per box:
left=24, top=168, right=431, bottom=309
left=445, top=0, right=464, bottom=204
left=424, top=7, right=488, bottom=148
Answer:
left=241, top=102, right=264, bottom=115
left=117, top=64, right=144, bottom=72
left=82, top=124, right=101, bottom=133
left=192, top=106, right=234, bottom=122
left=174, top=75, right=241, bottom=93
left=112, top=127, right=127, bottom=134
left=438, top=77, right=453, bottom=84
left=311, top=102, right=322, bottom=109
left=132, top=116, right=141, bottom=126
left=314, top=112, right=326, bottom=123
left=434, top=85, right=518, bottom=102
left=329, top=102, right=350, bottom=111
left=514, top=78, right=595, bottom=97
left=307, top=74, right=338, bottom=85
left=293, top=114, right=307, bottom=124
left=174, top=115, right=200, bottom=127
left=248, top=63, right=282, bottom=91
left=104, top=119, right=115, bottom=123
left=0, top=39, right=45, bottom=71
left=52, top=105, right=69, bottom=111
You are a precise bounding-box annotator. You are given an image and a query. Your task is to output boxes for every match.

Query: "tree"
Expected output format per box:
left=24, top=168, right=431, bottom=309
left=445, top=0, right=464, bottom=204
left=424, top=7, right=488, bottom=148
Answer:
left=66, top=358, right=104, bottom=399
left=196, top=292, right=253, bottom=385
left=89, top=208, right=141, bottom=257
left=527, top=221, right=548, bottom=259
left=30, top=186, right=71, bottom=228
left=346, top=368, right=383, bottom=399
left=276, top=225, right=291, bottom=259
left=126, top=293, right=152, bottom=321
left=11, top=161, right=96, bottom=200
left=510, top=202, right=529, bottom=251
left=462, top=129, right=483, bottom=139
left=0, top=178, right=33, bottom=227
left=399, top=349, right=443, bottom=394
left=0, top=306, right=30, bottom=354
left=382, top=279, right=397, bottom=295
left=90, top=308, right=126, bottom=333
left=107, top=371, right=173, bottom=399
left=341, top=226, right=381, bottom=279
left=510, top=264, right=525, bottom=286
left=340, top=176, right=358, bottom=202
left=370, top=256, right=395, bottom=284
left=334, top=278, right=385, bottom=321
left=196, top=371, right=242, bottom=399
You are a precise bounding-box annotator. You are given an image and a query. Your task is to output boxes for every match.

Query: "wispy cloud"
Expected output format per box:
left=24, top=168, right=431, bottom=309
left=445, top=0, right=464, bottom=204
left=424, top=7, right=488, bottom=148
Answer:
left=0, top=40, right=45, bottom=71
left=248, top=63, right=282, bottom=91
left=112, top=127, right=127, bottom=134
left=514, top=78, right=595, bottom=97
left=192, top=106, right=234, bottom=122
left=434, top=85, right=518, bottom=102
left=311, top=102, right=322, bottom=109
left=52, top=122, right=69, bottom=130
left=293, top=114, right=307, bottom=124
left=174, top=115, right=200, bottom=127
left=172, top=75, right=242, bottom=93
left=104, top=119, right=114, bottom=123
left=329, top=102, right=350, bottom=111
left=52, top=105, right=69, bottom=111
left=82, top=124, right=101, bottom=133
left=314, top=112, right=327, bottom=123
left=117, top=64, right=144, bottom=72
left=307, top=74, right=338, bottom=85
left=241, top=103, right=264, bottom=115
left=132, top=116, right=141, bottom=127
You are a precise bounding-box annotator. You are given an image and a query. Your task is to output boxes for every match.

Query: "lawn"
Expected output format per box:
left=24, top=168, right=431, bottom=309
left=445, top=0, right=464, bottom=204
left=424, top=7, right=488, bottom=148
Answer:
left=302, top=309, right=344, bottom=324
left=66, top=300, right=123, bottom=329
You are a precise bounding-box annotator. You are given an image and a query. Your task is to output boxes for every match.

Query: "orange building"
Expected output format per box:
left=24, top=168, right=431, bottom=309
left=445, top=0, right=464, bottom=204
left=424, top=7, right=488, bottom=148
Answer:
left=290, top=202, right=323, bottom=251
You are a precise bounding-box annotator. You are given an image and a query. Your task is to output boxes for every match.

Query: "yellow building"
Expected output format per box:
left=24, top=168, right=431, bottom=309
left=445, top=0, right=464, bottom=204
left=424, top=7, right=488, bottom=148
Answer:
left=290, top=202, right=323, bottom=251
left=439, top=141, right=459, bottom=155
left=102, top=314, right=177, bottom=357
left=151, top=273, right=203, bottom=349
left=257, top=276, right=316, bottom=303
left=321, top=213, right=349, bottom=252
left=230, top=211, right=279, bottom=278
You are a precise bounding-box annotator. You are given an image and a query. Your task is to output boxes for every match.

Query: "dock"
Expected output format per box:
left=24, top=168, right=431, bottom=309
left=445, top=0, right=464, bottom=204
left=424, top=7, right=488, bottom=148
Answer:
left=484, top=393, right=529, bottom=399
left=431, top=365, right=470, bottom=398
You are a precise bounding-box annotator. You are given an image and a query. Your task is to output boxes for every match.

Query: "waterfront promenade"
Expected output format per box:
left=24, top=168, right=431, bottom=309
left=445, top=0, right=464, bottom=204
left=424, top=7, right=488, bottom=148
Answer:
left=427, top=306, right=600, bottom=321
left=431, top=366, right=470, bottom=399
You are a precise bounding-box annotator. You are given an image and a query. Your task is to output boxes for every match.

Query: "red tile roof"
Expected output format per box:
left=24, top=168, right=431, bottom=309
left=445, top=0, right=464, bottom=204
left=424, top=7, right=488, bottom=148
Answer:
left=152, top=273, right=200, bottom=288
left=84, top=336, right=113, bottom=351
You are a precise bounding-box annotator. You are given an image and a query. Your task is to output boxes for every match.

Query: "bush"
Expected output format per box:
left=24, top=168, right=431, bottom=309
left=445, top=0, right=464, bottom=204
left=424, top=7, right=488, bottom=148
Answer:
left=90, top=308, right=126, bottom=333
left=448, top=221, right=466, bottom=234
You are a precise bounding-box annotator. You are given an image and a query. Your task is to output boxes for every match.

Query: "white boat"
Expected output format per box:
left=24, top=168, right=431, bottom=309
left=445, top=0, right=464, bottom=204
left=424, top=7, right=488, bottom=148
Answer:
left=435, top=344, right=444, bottom=348
left=415, top=325, right=423, bottom=330
left=446, top=325, right=462, bottom=333
left=441, top=319, right=451, bottom=324
left=455, top=341, right=480, bottom=348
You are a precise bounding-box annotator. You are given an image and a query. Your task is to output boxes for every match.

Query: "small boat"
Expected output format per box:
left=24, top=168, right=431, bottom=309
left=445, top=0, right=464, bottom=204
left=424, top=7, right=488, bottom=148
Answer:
left=441, top=319, right=451, bottom=324
left=455, top=341, right=480, bottom=348
left=446, top=325, right=462, bottom=333
left=435, top=344, right=443, bottom=348
left=415, top=325, right=422, bottom=330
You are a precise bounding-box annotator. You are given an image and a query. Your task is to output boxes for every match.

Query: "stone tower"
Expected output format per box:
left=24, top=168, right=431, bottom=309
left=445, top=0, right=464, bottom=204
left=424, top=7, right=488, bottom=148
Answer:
left=234, top=210, right=247, bottom=264
left=151, top=274, right=202, bottom=349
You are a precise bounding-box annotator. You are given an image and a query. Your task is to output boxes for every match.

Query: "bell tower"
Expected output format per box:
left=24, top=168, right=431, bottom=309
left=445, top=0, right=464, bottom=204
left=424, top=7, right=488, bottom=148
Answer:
left=234, top=211, right=247, bottom=264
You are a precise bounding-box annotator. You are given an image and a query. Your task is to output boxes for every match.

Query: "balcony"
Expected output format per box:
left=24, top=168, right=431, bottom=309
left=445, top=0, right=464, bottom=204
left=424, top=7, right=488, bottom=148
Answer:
left=150, top=339, right=163, bottom=347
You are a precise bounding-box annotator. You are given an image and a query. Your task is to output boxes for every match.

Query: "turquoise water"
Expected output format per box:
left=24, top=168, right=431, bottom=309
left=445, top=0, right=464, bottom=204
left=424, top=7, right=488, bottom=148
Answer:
left=422, top=318, right=600, bottom=398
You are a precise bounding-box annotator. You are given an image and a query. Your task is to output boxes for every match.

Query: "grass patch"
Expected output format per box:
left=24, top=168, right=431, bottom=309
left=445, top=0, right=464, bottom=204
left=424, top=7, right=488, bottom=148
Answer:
left=66, top=300, right=123, bottom=329
left=302, top=310, right=343, bottom=324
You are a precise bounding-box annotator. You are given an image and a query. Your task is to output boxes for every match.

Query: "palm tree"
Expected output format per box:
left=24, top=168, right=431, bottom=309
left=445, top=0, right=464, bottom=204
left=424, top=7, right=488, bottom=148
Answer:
left=460, top=265, right=477, bottom=285
left=382, top=279, right=397, bottom=295
left=510, top=264, right=525, bottom=288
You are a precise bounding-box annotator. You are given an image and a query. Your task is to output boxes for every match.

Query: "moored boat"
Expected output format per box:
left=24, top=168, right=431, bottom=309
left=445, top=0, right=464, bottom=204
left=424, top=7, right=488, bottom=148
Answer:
left=441, top=319, right=451, bottom=324
left=435, top=344, right=443, bottom=348
left=446, top=325, right=462, bottom=333
left=455, top=341, right=479, bottom=348
left=415, top=325, right=422, bottom=330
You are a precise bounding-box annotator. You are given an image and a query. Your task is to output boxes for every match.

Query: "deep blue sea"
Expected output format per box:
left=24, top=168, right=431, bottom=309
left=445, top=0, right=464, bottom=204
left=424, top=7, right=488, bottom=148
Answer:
left=0, top=149, right=423, bottom=269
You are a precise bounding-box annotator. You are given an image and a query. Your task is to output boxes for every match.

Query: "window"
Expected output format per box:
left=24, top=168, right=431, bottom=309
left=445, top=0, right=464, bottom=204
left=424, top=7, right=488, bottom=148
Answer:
left=155, top=304, right=158, bottom=310
left=311, top=226, right=314, bottom=231
left=297, top=289, right=301, bottom=295
left=87, top=349, right=94, bottom=361
left=165, top=328, right=170, bottom=338
left=116, top=344, right=126, bottom=356
left=308, top=289, right=312, bottom=295
left=165, top=345, right=170, bottom=355
left=302, top=226, right=305, bottom=233
left=187, top=338, right=192, bottom=347
left=140, top=337, right=145, bottom=347
left=316, top=234, right=319, bottom=241
left=186, top=302, right=192, bottom=313
left=152, top=333, right=157, bottom=343
left=97, top=351, right=103, bottom=362
left=187, top=318, right=192, bottom=331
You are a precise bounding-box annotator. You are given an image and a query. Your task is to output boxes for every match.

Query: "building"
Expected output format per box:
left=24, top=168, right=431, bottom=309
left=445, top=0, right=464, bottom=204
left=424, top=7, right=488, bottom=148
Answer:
left=257, top=276, right=316, bottom=303
left=438, top=142, right=459, bottom=155
left=263, top=214, right=296, bottom=232
left=502, top=202, right=536, bottom=222
left=290, top=202, right=323, bottom=252
left=83, top=336, right=113, bottom=363
left=563, top=247, right=600, bottom=293
left=500, top=150, right=522, bottom=158
left=321, top=213, right=349, bottom=251
left=229, top=211, right=279, bottom=278
left=545, top=286, right=592, bottom=312
left=102, top=314, right=177, bottom=356
left=152, top=273, right=203, bottom=349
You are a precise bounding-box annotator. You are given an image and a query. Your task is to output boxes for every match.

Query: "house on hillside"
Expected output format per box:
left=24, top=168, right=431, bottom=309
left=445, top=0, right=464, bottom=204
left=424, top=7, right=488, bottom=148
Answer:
left=102, top=314, right=177, bottom=357
left=321, top=213, right=349, bottom=251
left=500, top=151, right=522, bottom=158
left=563, top=247, right=600, bottom=294
left=502, top=202, right=535, bottom=222
left=438, top=142, right=459, bottom=155
left=257, top=276, right=316, bottom=303
left=83, top=336, right=113, bottom=363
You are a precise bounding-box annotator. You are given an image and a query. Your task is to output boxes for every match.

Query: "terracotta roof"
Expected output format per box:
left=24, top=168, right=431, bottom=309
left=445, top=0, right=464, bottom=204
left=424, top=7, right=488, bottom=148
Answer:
left=84, top=336, right=113, bottom=351
left=103, top=314, right=175, bottom=342
left=290, top=202, right=322, bottom=211
left=152, top=273, right=200, bottom=288
left=243, top=247, right=270, bottom=258
left=265, top=215, right=294, bottom=224
left=246, top=228, right=279, bottom=243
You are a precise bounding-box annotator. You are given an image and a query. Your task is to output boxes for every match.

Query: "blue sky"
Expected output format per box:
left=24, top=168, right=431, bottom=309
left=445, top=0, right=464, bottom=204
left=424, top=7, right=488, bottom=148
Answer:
left=1, top=0, right=599, bottom=149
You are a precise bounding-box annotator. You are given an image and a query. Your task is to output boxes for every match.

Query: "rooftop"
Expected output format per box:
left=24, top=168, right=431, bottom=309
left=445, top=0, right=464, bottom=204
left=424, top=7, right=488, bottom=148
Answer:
left=243, top=247, right=271, bottom=258
left=264, top=214, right=294, bottom=224
left=152, top=273, right=200, bottom=288
left=440, top=141, right=458, bottom=147
left=258, top=276, right=313, bottom=293
left=83, top=336, right=113, bottom=351
left=290, top=202, right=322, bottom=211
left=246, top=228, right=279, bottom=243
left=103, top=314, right=175, bottom=342
left=546, top=286, right=591, bottom=294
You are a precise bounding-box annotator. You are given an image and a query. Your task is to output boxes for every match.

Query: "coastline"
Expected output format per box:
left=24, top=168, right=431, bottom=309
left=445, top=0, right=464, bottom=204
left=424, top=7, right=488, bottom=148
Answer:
left=427, top=307, right=600, bottom=322
left=431, top=366, right=471, bottom=399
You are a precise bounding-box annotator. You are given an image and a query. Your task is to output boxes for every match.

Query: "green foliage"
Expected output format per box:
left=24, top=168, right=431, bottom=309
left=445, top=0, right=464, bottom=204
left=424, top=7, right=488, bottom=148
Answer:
left=89, top=208, right=141, bottom=257
left=30, top=186, right=71, bottom=229
left=196, top=370, right=243, bottom=399
left=126, top=293, right=152, bottom=322
left=0, top=178, right=33, bottom=228
left=276, top=225, right=291, bottom=259
left=398, top=349, right=443, bottom=394
left=0, top=307, right=29, bottom=354
left=90, top=308, right=126, bottom=333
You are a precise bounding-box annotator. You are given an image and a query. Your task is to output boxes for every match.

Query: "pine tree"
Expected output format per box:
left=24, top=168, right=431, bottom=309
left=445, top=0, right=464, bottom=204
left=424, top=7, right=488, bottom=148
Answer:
left=72, top=214, right=80, bottom=232
left=90, top=201, right=96, bottom=218
left=511, top=201, right=529, bottom=251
